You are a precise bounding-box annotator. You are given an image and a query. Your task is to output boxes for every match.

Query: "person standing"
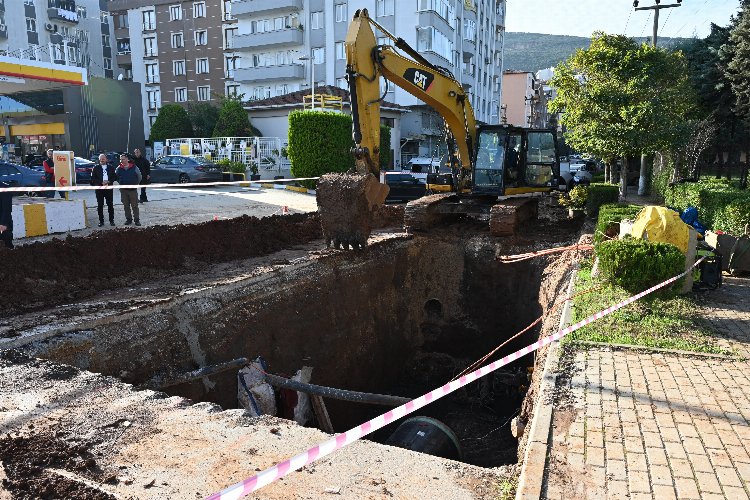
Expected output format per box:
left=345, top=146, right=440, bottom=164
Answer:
left=91, top=154, right=118, bottom=227
left=42, top=149, right=65, bottom=199
left=115, top=154, right=142, bottom=226
left=132, top=148, right=151, bottom=203
left=0, top=180, right=13, bottom=249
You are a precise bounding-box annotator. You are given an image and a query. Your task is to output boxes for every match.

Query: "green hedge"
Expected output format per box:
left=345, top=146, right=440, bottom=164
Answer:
left=380, top=125, right=391, bottom=170
left=594, top=203, right=642, bottom=244
left=664, top=180, right=750, bottom=235
left=586, top=183, right=619, bottom=217
left=595, top=238, right=685, bottom=295
left=288, top=111, right=355, bottom=188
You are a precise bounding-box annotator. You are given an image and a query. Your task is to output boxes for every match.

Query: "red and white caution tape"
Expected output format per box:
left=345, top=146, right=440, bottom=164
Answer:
left=205, top=257, right=703, bottom=500
left=498, top=243, right=594, bottom=263
left=0, top=177, right=320, bottom=193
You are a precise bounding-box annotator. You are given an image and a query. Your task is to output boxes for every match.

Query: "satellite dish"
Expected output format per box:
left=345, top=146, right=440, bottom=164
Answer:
left=117, top=74, right=124, bottom=80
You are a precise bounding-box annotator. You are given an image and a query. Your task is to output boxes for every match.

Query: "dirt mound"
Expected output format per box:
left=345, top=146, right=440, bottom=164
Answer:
left=0, top=214, right=322, bottom=318
left=0, top=433, right=115, bottom=499
left=372, top=204, right=405, bottom=229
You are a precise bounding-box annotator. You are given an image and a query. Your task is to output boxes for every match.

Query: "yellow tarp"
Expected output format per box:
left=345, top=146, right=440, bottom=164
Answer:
left=631, top=206, right=691, bottom=254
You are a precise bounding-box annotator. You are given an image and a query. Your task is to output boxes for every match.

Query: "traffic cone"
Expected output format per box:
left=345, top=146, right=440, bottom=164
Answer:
left=213, top=215, right=219, bottom=221
left=282, top=206, right=289, bottom=215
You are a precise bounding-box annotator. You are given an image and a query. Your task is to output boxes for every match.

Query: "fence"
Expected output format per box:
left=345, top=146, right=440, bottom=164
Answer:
left=164, top=137, right=283, bottom=172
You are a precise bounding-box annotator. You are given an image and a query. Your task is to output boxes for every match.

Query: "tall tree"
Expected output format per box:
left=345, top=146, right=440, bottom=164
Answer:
left=549, top=33, right=695, bottom=197
left=187, top=102, right=220, bottom=138
left=724, top=2, right=750, bottom=187
left=149, top=104, right=193, bottom=143
left=212, top=95, right=262, bottom=137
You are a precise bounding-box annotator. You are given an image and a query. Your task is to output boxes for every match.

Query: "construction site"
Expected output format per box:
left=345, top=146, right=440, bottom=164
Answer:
left=0, top=200, right=587, bottom=499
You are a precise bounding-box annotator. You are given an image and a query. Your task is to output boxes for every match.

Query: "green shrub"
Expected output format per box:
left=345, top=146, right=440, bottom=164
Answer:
left=585, top=183, right=619, bottom=217
left=559, top=185, right=588, bottom=208
left=595, top=239, right=685, bottom=295
left=594, top=203, right=642, bottom=243
left=288, top=110, right=354, bottom=188
left=149, top=104, right=193, bottom=143
left=215, top=158, right=247, bottom=175
left=591, top=173, right=606, bottom=183
left=664, top=180, right=750, bottom=236
left=380, top=125, right=391, bottom=170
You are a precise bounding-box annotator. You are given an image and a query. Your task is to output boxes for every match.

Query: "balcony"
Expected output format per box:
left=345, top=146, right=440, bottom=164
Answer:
left=47, top=8, right=79, bottom=24
left=234, top=64, right=304, bottom=84
left=233, top=0, right=303, bottom=18
left=233, top=28, right=303, bottom=51
left=116, top=53, right=131, bottom=67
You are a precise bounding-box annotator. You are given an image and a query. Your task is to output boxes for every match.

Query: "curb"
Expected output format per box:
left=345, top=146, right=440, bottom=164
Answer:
left=516, top=270, right=576, bottom=500
left=568, top=340, right=739, bottom=361
left=11, top=199, right=88, bottom=238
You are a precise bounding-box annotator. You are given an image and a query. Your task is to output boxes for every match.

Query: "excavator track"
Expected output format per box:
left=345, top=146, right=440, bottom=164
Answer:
left=489, top=198, right=539, bottom=237
left=316, top=173, right=389, bottom=249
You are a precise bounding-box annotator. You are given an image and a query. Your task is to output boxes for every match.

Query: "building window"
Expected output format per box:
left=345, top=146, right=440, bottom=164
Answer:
left=226, top=84, right=240, bottom=97
left=173, top=59, right=186, bottom=76
left=76, top=5, right=87, bottom=18
left=116, top=38, right=131, bottom=54
left=418, top=0, right=455, bottom=27
left=335, top=42, right=345, bottom=60
left=376, top=0, right=394, bottom=17
left=225, top=55, right=238, bottom=78
left=223, top=0, right=233, bottom=20
left=193, top=1, right=206, bottom=18
left=311, top=11, right=322, bottom=29
left=377, top=36, right=393, bottom=47
left=145, top=62, right=159, bottom=83
left=335, top=4, right=347, bottom=23
left=147, top=89, right=161, bottom=110
left=276, top=84, right=289, bottom=95
left=224, top=27, right=237, bottom=49
left=194, top=30, right=207, bottom=46
left=103, top=57, right=112, bottom=70
left=464, top=19, right=476, bottom=41
left=143, top=10, right=155, bottom=30
left=175, top=87, right=188, bottom=102
left=276, top=50, right=292, bottom=65
left=149, top=115, right=158, bottom=127
left=197, top=86, right=210, bottom=101
left=253, top=86, right=272, bottom=100
left=417, top=26, right=454, bottom=61
left=102, top=34, right=110, bottom=46
left=312, top=47, right=325, bottom=64
left=336, top=77, right=347, bottom=90
left=196, top=58, right=209, bottom=74
left=115, top=13, right=128, bottom=29
left=101, top=12, right=108, bottom=24
left=26, top=18, right=36, bottom=32
left=144, top=36, right=157, bottom=56
left=169, top=5, right=182, bottom=21
left=171, top=32, right=184, bottom=48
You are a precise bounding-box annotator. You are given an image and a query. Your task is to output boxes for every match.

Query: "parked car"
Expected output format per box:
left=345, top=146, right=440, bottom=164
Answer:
left=150, top=155, right=224, bottom=184
left=24, top=154, right=47, bottom=171
left=0, top=161, right=46, bottom=195
left=385, top=172, right=426, bottom=202
left=403, top=156, right=442, bottom=174
left=559, top=161, right=593, bottom=190
left=74, top=157, right=95, bottom=184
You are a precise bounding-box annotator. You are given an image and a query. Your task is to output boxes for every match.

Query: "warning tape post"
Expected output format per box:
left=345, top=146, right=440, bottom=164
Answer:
left=206, top=257, right=704, bottom=500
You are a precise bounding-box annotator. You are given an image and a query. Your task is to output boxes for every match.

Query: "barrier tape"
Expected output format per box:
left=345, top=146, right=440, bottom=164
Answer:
left=0, top=177, right=320, bottom=193
left=498, top=243, right=594, bottom=263
left=206, top=256, right=704, bottom=500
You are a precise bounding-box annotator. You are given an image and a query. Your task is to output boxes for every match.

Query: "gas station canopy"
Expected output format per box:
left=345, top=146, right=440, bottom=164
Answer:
left=0, top=55, right=87, bottom=95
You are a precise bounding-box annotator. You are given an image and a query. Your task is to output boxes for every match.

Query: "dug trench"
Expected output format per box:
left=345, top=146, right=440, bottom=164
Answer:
left=1, top=204, right=581, bottom=495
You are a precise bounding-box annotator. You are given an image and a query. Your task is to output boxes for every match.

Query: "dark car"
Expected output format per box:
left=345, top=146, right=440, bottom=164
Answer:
left=74, top=157, right=95, bottom=184
left=25, top=154, right=47, bottom=171
left=90, top=152, right=133, bottom=168
left=150, top=155, right=224, bottom=184
left=0, top=162, right=46, bottom=195
left=385, top=172, right=426, bottom=202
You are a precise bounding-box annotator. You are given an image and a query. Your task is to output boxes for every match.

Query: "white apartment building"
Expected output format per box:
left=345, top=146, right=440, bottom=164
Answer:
left=0, top=0, right=117, bottom=79
left=232, top=0, right=506, bottom=159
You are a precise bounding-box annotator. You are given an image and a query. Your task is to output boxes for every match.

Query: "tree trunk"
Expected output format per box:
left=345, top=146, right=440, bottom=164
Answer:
left=715, top=150, right=723, bottom=179
left=620, top=156, right=629, bottom=199
left=612, top=159, right=621, bottom=185
left=604, top=162, right=611, bottom=183
left=637, top=154, right=649, bottom=196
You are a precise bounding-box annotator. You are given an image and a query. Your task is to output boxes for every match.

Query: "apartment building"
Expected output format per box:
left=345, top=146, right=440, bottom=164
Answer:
left=108, top=0, right=238, bottom=137
left=501, top=69, right=551, bottom=129
left=0, top=0, right=116, bottom=78
left=232, top=0, right=506, bottom=161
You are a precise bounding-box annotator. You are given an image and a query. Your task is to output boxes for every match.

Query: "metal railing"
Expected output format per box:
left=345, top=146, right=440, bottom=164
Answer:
left=164, top=137, right=283, bottom=171
left=302, top=93, right=343, bottom=111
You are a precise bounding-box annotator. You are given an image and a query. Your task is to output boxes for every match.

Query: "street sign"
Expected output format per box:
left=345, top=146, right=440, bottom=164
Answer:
left=53, top=151, right=75, bottom=189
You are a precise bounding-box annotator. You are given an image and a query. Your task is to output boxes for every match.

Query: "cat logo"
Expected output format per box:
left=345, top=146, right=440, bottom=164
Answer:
left=403, top=68, right=435, bottom=92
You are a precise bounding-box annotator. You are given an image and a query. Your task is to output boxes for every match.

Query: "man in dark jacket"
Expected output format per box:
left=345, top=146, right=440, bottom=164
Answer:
left=115, top=154, right=142, bottom=226
left=42, top=149, right=65, bottom=199
left=133, top=148, right=151, bottom=202
left=0, top=180, right=13, bottom=249
left=91, top=154, right=118, bottom=227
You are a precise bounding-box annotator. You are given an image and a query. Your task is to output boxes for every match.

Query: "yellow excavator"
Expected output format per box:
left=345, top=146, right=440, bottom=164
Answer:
left=316, top=9, right=561, bottom=249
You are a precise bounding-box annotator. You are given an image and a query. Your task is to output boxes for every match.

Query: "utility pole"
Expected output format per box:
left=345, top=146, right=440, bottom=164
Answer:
left=632, top=0, right=682, bottom=196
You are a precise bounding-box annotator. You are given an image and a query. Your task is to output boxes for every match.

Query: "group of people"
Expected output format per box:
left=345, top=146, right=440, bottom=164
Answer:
left=91, top=149, right=151, bottom=227
left=0, top=148, right=153, bottom=250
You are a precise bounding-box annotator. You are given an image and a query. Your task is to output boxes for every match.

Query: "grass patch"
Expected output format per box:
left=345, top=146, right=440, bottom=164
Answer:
left=495, top=474, right=518, bottom=500
left=563, top=260, right=730, bottom=355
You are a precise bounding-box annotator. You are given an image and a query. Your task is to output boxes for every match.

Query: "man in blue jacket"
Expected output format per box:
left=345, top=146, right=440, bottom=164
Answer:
left=115, top=154, right=142, bottom=226
left=0, top=180, right=13, bottom=249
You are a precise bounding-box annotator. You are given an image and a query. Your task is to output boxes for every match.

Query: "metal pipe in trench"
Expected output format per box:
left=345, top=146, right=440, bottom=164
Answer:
left=264, top=373, right=411, bottom=407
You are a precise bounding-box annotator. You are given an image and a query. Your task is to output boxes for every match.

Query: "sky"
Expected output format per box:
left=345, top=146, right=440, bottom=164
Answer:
left=505, top=0, right=742, bottom=39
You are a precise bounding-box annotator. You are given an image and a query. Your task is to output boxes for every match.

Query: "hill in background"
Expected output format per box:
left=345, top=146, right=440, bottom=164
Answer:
left=503, top=32, right=691, bottom=73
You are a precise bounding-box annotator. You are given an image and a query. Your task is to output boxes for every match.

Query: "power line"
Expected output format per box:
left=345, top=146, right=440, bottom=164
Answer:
left=624, top=8, right=633, bottom=34
left=640, top=10, right=653, bottom=38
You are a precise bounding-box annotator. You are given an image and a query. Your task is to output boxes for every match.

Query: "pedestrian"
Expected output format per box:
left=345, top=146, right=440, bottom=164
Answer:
left=42, top=148, right=65, bottom=199
left=132, top=148, right=151, bottom=203
left=0, top=180, right=13, bottom=249
left=91, top=153, right=118, bottom=227
left=115, top=153, right=142, bottom=226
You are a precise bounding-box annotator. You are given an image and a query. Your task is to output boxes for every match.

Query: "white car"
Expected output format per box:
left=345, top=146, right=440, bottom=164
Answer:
left=559, top=161, right=593, bottom=190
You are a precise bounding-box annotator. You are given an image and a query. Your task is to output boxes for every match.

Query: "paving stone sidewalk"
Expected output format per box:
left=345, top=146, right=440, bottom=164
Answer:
left=542, top=276, right=750, bottom=499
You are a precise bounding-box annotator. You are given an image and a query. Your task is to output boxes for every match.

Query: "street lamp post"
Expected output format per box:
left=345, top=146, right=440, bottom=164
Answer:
left=298, top=54, right=315, bottom=110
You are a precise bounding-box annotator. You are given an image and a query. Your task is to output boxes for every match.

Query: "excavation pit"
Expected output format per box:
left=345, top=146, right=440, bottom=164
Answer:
left=0, top=207, right=581, bottom=497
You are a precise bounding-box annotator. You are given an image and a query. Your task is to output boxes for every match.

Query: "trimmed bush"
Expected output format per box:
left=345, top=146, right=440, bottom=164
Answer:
left=149, top=104, right=193, bottom=143
left=664, top=180, right=750, bottom=236
left=559, top=185, right=588, bottom=209
left=595, top=238, right=685, bottom=295
left=715, top=199, right=750, bottom=235
left=380, top=125, right=391, bottom=170
left=586, top=183, right=619, bottom=217
left=288, top=110, right=354, bottom=188
left=594, top=203, right=642, bottom=243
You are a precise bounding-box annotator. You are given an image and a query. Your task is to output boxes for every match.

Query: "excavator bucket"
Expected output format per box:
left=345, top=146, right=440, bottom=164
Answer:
left=316, top=173, right=390, bottom=249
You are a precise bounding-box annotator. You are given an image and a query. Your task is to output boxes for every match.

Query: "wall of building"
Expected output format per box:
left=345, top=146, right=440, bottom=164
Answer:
left=501, top=71, right=532, bottom=127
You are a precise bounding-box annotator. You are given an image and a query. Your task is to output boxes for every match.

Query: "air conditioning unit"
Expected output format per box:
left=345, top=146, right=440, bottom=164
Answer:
left=45, top=22, right=55, bottom=32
